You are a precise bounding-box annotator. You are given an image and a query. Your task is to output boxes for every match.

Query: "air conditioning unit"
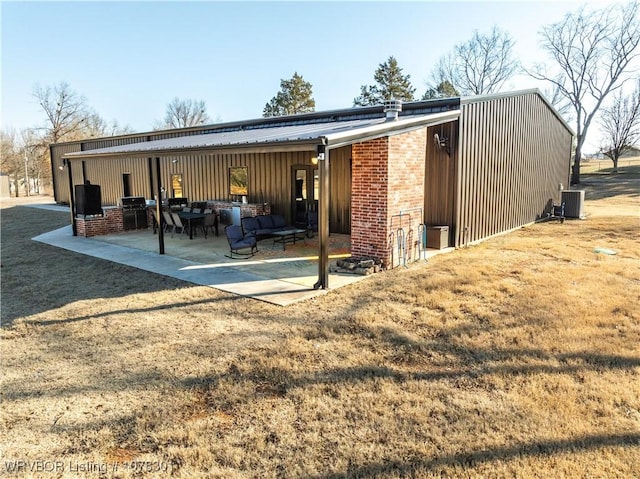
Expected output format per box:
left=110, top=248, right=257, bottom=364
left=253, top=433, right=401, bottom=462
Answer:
left=561, top=190, right=585, bottom=219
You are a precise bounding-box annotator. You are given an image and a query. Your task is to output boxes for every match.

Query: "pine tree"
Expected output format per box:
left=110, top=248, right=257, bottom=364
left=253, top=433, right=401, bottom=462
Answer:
left=353, top=56, right=416, bottom=106
left=263, top=72, right=315, bottom=117
left=422, top=81, right=460, bottom=100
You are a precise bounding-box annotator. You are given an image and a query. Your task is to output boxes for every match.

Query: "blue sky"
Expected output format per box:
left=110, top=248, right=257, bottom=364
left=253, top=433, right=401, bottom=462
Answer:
left=0, top=0, right=620, bottom=145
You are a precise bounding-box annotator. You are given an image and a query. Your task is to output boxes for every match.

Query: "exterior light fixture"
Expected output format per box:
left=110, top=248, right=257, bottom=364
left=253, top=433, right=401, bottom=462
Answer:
left=311, top=157, right=318, bottom=165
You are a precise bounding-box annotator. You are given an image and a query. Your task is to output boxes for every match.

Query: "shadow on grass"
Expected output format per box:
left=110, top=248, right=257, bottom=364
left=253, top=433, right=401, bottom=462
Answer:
left=0, top=205, right=228, bottom=327
left=312, top=432, right=640, bottom=478
left=580, top=168, right=640, bottom=201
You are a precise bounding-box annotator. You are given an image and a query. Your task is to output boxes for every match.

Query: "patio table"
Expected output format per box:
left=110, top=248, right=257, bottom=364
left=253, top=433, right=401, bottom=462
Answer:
left=177, top=211, right=205, bottom=240
left=272, top=228, right=306, bottom=251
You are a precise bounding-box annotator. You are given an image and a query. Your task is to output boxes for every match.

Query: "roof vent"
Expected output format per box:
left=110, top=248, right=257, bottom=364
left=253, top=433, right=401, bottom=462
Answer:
left=383, top=99, right=402, bottom=121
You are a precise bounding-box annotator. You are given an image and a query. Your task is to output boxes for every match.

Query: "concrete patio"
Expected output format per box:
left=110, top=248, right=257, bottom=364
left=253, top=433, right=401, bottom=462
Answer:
left=29, top=203, right=450, bottom=306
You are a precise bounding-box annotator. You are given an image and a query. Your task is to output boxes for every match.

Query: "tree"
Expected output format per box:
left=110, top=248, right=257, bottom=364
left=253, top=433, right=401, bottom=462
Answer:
left=33, top=81, right=92, bottom=144
left=528, top=1, right=640, bottom=184
left=0, top=129, right=22, bottom=197
left=353, top=56, right=416, bottom=106
left=599, top=82, right=640, bottom=172
left=543, top=80, right=573, bottom=120
left=422, top=81, right=460, bottom=100
left=19, top=128, right=49, bottom=196
left=431, top=26, right=518, bottom=96
left=155, top=98, right=210, bottom=129
left=263, top=72, right=315, bottom=117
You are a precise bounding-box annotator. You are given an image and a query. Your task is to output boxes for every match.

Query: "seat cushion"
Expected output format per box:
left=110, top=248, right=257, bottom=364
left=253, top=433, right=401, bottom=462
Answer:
left=271, top=214, right=287, bottom=228
left=242, top=216, right=260, bottom=234
left=257, top=215, right=274, bottom=229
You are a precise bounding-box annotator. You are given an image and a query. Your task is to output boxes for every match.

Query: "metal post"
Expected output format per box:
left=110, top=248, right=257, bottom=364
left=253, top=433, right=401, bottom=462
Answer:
left=66, top=159, right=77, bottom=236
left=155, top=157, right=165, bottom=255
left=314, top=145, right=329, bottom=290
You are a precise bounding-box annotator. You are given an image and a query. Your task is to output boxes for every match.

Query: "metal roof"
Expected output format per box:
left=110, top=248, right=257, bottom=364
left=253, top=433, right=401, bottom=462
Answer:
left=64, top=110, right=460, bottom=160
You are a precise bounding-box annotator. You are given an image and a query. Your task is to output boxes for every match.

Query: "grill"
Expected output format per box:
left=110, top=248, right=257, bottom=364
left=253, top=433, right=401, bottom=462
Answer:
left=121, top=196, right=148, bottom=231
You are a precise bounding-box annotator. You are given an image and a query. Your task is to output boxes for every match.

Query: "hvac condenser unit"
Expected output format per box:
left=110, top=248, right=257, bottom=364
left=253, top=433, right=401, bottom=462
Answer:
left=561, top=190, right=585, bottom=219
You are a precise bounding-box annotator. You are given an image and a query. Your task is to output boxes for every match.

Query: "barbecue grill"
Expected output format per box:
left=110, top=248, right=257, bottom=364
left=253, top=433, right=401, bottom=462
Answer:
left=120, top=196, right=148, bottom=231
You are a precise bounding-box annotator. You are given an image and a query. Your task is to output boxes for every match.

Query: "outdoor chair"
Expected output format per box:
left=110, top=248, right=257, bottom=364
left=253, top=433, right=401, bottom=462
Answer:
left=169, top=211, right=187, bottom=239
left=161, top=210, right=175, bottom=233
left=203, top=209, right=219, bottom=238
left=224, top=225, right=258, bottom=259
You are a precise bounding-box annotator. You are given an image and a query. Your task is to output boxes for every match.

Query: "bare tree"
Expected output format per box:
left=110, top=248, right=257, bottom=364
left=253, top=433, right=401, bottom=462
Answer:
left=529, top=1, right=640, bottom=184
left=33, top=82, right=92, bottom=144
left=0, top=129, right=23, bottom=197
left=19, top=128, right=51, bottom=195
left=599, top=81, right=640, bottom=172
left=432, top=26, right=518, bottom=96
left=155, top=98, right=210, bottom=129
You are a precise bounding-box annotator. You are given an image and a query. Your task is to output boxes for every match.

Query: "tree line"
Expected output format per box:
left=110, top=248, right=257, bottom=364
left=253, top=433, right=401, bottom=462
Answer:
left=1, top=1, right=638, bottom=196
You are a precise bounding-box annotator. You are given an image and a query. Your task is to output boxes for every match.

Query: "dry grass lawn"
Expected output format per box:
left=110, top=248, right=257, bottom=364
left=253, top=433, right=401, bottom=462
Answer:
left=1, top=167, right=639, bottom=478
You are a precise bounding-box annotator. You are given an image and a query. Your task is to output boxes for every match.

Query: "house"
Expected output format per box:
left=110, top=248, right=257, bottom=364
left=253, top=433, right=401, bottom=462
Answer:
left=51, top=89, right=573, bottom=285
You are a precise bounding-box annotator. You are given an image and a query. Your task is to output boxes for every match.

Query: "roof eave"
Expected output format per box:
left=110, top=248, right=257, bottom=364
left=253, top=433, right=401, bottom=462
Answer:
left=63, top=139, right=321, bottom=160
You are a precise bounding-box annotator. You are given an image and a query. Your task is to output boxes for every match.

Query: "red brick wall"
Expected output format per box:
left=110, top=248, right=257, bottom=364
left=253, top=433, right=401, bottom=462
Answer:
left=76, top=208, right=123, bottom=237
left=351, top=137, right=389, bottom=263
left=350, top=128, right=427, bottom=267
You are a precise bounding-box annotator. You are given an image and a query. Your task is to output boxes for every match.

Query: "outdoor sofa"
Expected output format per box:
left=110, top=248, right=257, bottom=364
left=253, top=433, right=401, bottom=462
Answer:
left=241, top=214, right=296, bottom=239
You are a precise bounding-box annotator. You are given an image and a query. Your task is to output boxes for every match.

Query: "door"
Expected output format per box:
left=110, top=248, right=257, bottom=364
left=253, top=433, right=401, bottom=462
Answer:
left=122, top=173, right=131, bottom=198
left=292, top=166, right=318, bottom=228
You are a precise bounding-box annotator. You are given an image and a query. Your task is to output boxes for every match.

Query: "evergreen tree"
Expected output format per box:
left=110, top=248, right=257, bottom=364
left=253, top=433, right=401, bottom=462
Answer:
left=422, top=81, right=460, bottom=100
left=353, top=56, right=416, bottom=106
left=263, top=72, right=315, bottom=117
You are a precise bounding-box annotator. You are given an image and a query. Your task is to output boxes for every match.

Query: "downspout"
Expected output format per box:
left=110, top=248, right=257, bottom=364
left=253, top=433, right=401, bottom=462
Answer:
left=314, top=142, right=329, bottom=290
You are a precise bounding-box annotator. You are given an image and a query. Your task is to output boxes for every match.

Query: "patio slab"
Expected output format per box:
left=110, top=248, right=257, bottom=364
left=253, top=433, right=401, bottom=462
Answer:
left=32, top=224, right=365, bottom=306
left=27, top=201, right=452, bottom=306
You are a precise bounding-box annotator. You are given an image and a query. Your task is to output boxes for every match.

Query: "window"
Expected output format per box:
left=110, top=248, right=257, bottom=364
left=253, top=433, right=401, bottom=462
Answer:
left=229, top=166, right=248, bottom=196
left=171, top=174, right=183, bottom=198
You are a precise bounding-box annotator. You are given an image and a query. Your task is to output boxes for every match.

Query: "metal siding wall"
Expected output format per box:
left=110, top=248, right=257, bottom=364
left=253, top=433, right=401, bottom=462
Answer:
left=81, top=157, right=150, bottom=205
left=330, top=146, right=352, bottom=234
left=71, top=149, right=352, bottom=232
left=456, top=92, right=572, bottom=246
left=51, top=143, right=83, bottom=203
left=424, top=121, right=458, bottom=242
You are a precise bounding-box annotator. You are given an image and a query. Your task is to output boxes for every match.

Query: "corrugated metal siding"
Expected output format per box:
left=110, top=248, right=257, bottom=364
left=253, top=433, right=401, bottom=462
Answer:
left=456, top=93, right=572, bottom=247
left=424, top=121, right=459, bottom=244
left=70, top=148, right=352, bottom=232
left=50, top=143, right=82, bottom=203
left=329, top=146, right=352, bottom=234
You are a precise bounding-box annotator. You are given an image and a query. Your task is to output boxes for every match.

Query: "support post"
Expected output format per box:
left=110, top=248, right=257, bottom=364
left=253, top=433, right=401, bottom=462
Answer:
left=155, top=157, right=165, bottom=255
left=314, top=144, right=329, bottom=290
left=66, top=159, right=77, bottom=236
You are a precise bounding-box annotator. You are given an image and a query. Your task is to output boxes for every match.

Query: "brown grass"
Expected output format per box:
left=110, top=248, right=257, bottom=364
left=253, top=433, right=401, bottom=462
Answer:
left=1, top=172, right=639, bottom=478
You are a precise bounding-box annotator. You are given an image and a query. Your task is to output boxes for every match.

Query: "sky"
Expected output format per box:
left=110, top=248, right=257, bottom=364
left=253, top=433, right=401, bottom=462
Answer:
left=0, top=0, right=626, bottom=151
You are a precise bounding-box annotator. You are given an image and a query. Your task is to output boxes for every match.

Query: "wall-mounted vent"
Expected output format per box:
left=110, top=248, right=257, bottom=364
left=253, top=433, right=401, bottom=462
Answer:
left=561, top=190, right=585, bottom=218
left=383, top=99, right=403, bottom=121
